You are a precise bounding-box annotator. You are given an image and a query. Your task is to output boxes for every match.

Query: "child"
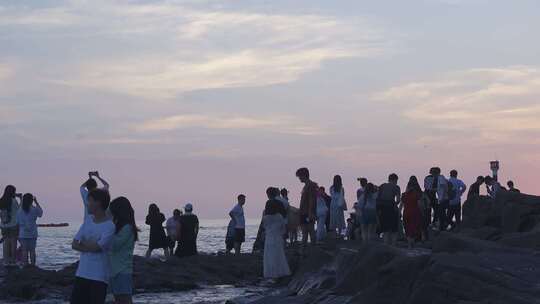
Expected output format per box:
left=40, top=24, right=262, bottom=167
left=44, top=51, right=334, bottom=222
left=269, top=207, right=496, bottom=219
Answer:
left=16, top=194, right=43, bottom=266
left=71, top=189, right=115, bottom=304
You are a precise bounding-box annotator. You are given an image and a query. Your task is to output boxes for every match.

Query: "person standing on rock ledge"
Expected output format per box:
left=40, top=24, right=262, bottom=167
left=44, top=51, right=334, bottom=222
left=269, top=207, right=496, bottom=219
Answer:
left=296, top=167, right=318, bottom=249
left=229, top=194, right=246, bottom=255
left=175, top=203, right=199, bottom=258
left=484, top=176, right=502, bottom=199
left=71, top=189, right=115, bottom=304
left=377, top=174, right=401, bottom=246
left=108, top=196, right=138, bottom=304
left=448, top=170, right=467, bottom=230
left=467, top=176, right=485, bottom=201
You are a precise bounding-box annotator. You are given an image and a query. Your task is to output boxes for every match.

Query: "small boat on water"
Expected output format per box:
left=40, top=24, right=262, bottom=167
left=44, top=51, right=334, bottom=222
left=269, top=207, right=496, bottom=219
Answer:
left=38, top=223, right=69, bottom=227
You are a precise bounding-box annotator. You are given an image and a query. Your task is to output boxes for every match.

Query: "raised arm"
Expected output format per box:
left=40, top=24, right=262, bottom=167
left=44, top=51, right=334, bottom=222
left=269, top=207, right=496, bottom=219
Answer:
left=95, top=172, right=110, bottom=190
left=34, top=197, right=43, bottom=217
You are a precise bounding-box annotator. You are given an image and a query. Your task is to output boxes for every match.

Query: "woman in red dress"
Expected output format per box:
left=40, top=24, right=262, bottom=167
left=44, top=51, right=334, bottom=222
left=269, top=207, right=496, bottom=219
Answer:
left=401, top=176, right=423, bottom=248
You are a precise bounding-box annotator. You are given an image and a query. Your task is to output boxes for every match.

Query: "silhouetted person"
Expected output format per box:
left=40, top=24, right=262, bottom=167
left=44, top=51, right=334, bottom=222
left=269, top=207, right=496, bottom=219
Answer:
left=484, top=176, right=501, bottom=199
left=467, top=176, right=485, bottom=200
left=296, top=168, right=318, bottom=248
left=176, top=203, right=199, bottom=258
left=0, top=185, right=20, bottom=266
left=507, top=181, right=520, bottom=193
left=402, top=177, right=423, bottom=248
left=448, top=170, right=467, bottom=229
left=264, top=187, right=287, bottom=217
left=377, top=173, right=401, bottom=246
left=145, top=204, right=170, bottom=258
left=329, top=175, right=346, bottom=238
left=356, top=178, right=368, bottom=203
left=229, top=195, right=246, bottom=255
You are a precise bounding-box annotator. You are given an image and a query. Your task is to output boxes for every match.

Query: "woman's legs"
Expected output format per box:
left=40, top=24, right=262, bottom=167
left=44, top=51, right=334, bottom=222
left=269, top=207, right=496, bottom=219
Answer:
left=30, top=249, right=36, bottom=266
left=8, top=236, right=17, bottom=264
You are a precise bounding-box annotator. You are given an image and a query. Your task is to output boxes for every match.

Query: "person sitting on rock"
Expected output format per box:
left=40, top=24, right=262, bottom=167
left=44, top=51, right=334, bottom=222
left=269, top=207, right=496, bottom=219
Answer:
left=507, top=181, right=520, bottom=193
left=484, top=176, right=501, bottom=199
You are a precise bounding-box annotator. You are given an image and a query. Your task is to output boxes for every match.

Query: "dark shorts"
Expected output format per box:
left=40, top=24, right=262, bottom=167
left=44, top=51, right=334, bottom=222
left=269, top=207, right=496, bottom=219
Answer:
left=71, top=277, right=108, bottom=304
left=225, top=237, right=234, bottom=251
left=234, top=228, right=245, bottom=243
left=1, top=226, right=18, bottom=238
left=379, top=205, right=399, bottom=233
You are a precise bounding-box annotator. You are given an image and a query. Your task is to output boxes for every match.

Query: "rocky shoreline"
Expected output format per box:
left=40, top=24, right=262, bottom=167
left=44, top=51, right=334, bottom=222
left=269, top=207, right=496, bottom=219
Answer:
left=2, top=191, right=539, bottom=303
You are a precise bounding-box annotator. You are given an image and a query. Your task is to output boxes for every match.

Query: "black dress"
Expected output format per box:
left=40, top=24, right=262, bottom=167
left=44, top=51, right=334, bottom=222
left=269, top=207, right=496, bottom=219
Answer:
left=146, top=213, right=169, bottom=250
left=175, top=214, right=199, bottom=257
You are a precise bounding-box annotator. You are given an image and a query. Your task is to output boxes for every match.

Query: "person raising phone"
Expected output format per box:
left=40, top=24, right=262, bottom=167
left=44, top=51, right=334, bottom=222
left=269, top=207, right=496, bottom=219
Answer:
left=80, top=171, right=110, bottom=223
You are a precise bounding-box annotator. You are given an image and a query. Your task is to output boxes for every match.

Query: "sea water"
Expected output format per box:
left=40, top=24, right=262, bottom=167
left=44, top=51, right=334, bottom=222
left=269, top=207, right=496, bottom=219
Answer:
left=5, top=219, right=263, bottom=303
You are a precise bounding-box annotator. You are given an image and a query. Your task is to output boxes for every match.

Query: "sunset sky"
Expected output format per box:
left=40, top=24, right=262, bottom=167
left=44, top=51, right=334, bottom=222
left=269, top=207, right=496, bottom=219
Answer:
left=1, top=0, right=539, bottom=222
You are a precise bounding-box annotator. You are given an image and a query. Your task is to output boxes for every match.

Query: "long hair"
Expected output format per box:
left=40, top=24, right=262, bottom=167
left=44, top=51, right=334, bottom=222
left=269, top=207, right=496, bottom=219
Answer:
left=407, top=176, right=422, bottom=193
left=364, top=183, right=375, bottom=204
left=22, top=193, right=33, bottom=213
left=332, top=175, right=343, bottom=193
left=148, top=203, right=159, bottom=216
left=0, top=185, right=16, bottom=221
left=110, top=196, right=139, bottom=241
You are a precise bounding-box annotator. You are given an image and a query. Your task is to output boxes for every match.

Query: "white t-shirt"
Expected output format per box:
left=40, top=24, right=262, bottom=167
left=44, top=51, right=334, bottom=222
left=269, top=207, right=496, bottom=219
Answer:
left=166, top=217, right=178, bottom=237
left=0, top=198, right=19, bottom=229
left=74, top=219, right=115, bottom=283
left=80, top=185, right=109, bottom=223
left=17, top=206, right=43, bottom=239
left=230, top=204, right=245, bottom=229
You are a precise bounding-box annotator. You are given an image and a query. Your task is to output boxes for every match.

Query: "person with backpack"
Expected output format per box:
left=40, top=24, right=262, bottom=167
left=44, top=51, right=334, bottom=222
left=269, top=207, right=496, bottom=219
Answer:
left=448, top=170, right=467, bottom=230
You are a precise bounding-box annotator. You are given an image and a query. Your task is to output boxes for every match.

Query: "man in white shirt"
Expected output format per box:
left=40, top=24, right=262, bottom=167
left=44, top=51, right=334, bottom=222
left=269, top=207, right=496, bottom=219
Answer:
left=80, top=171, right=110, bottom=223
left=229, top=194, right=246, bottom=255
left=71, top=189, right=115, bottom=304
left=448, top=170, right=467, bottom=230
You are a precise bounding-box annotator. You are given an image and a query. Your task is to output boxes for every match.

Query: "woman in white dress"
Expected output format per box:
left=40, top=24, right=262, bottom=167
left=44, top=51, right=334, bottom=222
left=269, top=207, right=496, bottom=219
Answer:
left=316, top=189, right=328, bottom=242
left=329, top=175, right=346, bottom=237
left=263, top=202, right=291, bottom=279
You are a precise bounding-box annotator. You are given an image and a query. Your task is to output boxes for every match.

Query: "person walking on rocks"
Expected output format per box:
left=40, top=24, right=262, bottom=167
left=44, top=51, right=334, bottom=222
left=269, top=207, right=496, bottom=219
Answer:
left=229, top=195, right=246, bottom=255
left=296, top=168, right=318, bottom=248
left=16, top=193, right=43, bottom=266
left=262, top=201, right=291, bottom=279
left=377, top=174, right=401, bottom=246
left=329, top=175, right=347, bottom=238
left=108, top=196, right=138, bottom=304
left=145, top=203, right=170, bottom=258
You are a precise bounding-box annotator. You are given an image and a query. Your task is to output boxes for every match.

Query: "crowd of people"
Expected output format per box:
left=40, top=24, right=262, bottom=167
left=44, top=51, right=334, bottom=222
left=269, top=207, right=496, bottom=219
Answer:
left=0, top=167, right=522, bottom=304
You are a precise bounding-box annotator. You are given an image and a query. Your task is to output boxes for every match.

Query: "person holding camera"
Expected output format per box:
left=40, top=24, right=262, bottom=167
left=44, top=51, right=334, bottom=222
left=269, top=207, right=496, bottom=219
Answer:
left=17, top=193, right=43, bottom=266
left=80, top=171, right=110, bottom=223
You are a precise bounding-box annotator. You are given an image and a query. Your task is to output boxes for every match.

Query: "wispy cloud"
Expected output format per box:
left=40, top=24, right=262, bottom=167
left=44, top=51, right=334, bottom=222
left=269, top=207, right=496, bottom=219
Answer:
left=374, top=66, right=540, bottom=144
left=7, top=1, right=393, bottom=98
left=135, top=114, right=324, bottom=136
